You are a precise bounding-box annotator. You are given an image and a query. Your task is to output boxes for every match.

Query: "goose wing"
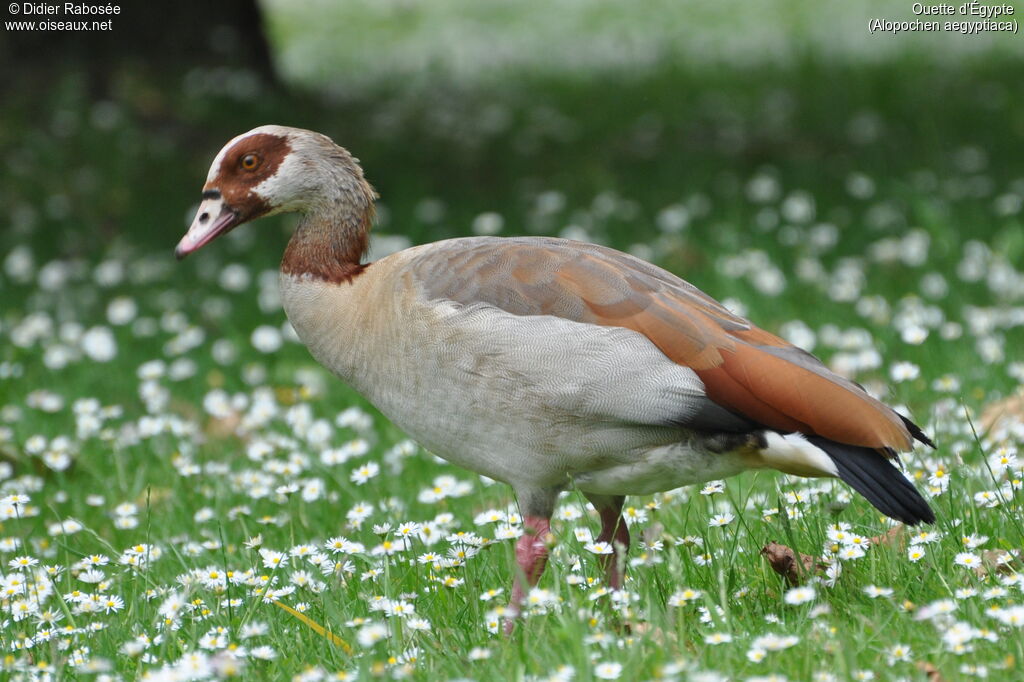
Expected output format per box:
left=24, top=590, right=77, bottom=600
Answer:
left=406, top=236, right=918, bottom=452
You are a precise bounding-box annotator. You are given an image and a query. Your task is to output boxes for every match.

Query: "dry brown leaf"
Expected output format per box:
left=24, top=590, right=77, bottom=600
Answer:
left=869, top=525, right=906, bottom=549
left=980, top=388, right=1024, bottom=432
left=205, top=412, right=242, bottom=439
left=917, top=661, right=946, bottom=682
left=973, top=549, right=1020, bottom=578
left=981, top=549, right=1017, bottom=567
left=626, top=621, right=676, bottom=645
left=761, top=541, right=822, bottom=586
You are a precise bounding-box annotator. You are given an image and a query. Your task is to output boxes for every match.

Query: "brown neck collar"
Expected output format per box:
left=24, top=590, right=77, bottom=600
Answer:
left=280, top=190, right=376, bottom=284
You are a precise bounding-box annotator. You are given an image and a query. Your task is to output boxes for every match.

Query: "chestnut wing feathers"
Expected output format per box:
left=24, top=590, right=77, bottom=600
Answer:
left=409, top=237, right=916, bottom=452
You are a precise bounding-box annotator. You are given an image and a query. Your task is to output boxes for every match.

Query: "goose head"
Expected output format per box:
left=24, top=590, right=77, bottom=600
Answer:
left=175, top=125, right=375, bottom=260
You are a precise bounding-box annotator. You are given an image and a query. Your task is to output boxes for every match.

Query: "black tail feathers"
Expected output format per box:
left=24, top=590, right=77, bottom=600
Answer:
left=806, top=436, right=935, bottom=525
left=899, top=414, right=936, bottom=449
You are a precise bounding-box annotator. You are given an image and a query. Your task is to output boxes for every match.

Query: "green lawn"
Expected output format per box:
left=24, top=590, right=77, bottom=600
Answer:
left=1, top=9, right=1023, bottom=680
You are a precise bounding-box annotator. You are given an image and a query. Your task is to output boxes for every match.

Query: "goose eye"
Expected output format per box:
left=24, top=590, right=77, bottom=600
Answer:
left=240, top=153, right=260, bottom=171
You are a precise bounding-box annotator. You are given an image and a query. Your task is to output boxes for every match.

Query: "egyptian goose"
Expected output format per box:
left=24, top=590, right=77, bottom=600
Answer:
left=175, top=126, right=935, bottom=620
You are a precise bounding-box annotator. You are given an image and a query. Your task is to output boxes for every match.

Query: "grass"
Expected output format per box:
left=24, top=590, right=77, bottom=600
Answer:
left=1, top=16, right=1024, bottom=680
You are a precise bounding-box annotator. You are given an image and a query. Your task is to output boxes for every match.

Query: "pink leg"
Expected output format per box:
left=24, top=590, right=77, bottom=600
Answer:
left=593, top=496, right=629, bottom=589
left=505, top=515, right=551, bottom=632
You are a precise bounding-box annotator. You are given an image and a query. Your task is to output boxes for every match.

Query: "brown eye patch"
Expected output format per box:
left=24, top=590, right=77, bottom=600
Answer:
left=210, top=133, right=291, bottom=187
left=204, top=132, right=292, bottom=221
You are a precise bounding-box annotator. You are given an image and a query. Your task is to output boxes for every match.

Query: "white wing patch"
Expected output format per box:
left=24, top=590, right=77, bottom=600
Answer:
left=760, top=432, right=839, bottom=477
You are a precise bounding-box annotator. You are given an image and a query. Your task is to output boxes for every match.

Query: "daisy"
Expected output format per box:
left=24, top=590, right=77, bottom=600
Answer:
left=240, top=622, right=268, bottom=639
left=705, top=632, right=732, bottom=645
left=927, top=469, right=949, bottom=491
left=708, top=513, right=734, bottom=527
left=346, top=502, right=375, bottom=526
left=473, top=509, right=506, bottom=525
left=668, top=588, right=702, bottom=605
left=495, top=524, right=522, bottom=540
left=357, top=622, right=389, bottom=647
left=973, top=490, right=1001, bottom=508
left=989, top=446, right=1018, bottom=472
left=621, top=506, right=647, bottom=525
left=982, top=587, right=1007, bottom=600
left=407, top=617, right=431, bottom=631
left=953, top=553, right=980, bottom=569
left=396, top=522, right=422, bottom=539
left=350, top=462, right=380, bottom=485
left=910, top=530, right=939, bottom=545
left=593, top=662, right=622, bottom=680
left=889, top=362, right=920, bottom=382
left=784, top=586, right=816, bottom=605
left=752, top=633, right=799, bottom=651
left=838, top=546, right=866, bottom=561
left=960, top=534, right=988, bottom=549
left=574, top=527, right=594, bottom=543
left=886, top=643, right=912, bottom=664
left=97, top=593, right=120, bottom=614
left=468, top=647, right=491, bottom=661
left=250, top=645, right=277, bottom=660
left=557, top=505, right=583, bottom=521
left=693, top=553, right=714, bottom=566
left=9, top=556, right=38, bottom=570
left=993, top=605, right=1024, bottom=627
left=417, top=552, right=442, bottom=567
left=700, top=481, right=725, bottom=496
left=259, top=550, right=287, bottom=569
left=479, top=588, right=504, bottom=601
